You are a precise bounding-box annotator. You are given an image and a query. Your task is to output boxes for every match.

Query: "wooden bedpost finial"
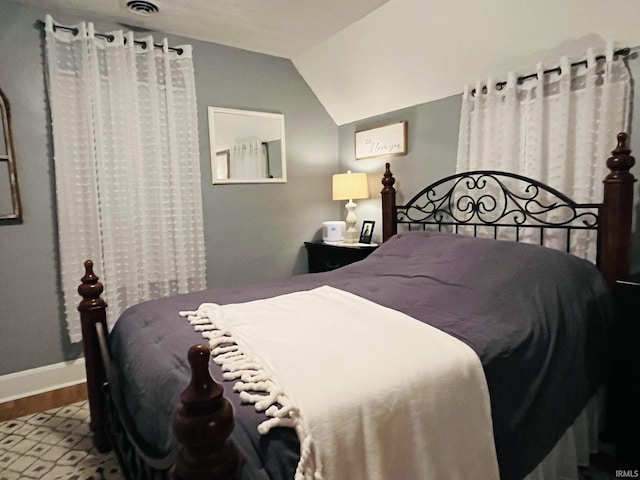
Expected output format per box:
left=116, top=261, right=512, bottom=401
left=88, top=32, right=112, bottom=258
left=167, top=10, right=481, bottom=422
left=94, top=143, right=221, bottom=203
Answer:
left=381, top=162, right=396, bottom=193
left=77, top=260, right=110, bottom=453
left=171, top=344, right=241, bottom=480
left=381, top=162, right=398, bottom=243
left=606, top=132, right=636, bottom=181
left=78, top=260, right=106, bottom=311
left=600, top=132, right=636, bottom=285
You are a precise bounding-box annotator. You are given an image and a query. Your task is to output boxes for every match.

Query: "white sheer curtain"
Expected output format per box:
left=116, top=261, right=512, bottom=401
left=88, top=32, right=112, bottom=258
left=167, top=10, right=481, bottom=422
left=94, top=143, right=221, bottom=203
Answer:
left=44, top=15, right=206, bottom=342
left=230, top=140, right=268, bottom=178
left=456, top=43, right=630, bottom=258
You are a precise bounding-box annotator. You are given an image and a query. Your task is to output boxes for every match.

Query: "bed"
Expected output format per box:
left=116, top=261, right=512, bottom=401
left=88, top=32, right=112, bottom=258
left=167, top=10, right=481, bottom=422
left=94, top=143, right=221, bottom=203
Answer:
left=78, top=132, right=636, bottom=480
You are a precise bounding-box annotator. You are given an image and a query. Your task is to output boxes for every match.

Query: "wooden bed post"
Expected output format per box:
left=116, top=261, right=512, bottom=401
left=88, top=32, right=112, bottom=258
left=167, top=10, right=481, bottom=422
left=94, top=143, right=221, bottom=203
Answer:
left=79, top=261, right=242, bottom=477
left=600, top=132, right=636, bottom=286
left=381, top=162, right=397, bottom=242
left=77, top=259, right=111, bottom=453
left=171, top=344, right=242, bottom=480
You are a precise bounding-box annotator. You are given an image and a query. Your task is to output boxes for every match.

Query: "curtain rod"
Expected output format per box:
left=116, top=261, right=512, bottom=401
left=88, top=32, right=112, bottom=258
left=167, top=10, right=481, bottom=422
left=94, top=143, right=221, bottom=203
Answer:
left=37, top=19, right=184, bottom=55
left=472, top=47, right=630, bottom=96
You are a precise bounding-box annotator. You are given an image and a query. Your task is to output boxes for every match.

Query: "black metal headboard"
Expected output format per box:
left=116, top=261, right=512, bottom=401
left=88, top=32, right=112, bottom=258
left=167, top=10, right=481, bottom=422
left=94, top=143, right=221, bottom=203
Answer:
left=380, top=134, right=635, bottom=285
left=394, top=170, right=601, bottom=255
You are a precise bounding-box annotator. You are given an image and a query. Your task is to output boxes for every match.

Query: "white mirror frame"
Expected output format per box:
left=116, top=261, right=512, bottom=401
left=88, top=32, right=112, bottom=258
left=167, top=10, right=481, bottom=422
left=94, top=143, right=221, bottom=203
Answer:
left=208, top=107, right=287, bottom=184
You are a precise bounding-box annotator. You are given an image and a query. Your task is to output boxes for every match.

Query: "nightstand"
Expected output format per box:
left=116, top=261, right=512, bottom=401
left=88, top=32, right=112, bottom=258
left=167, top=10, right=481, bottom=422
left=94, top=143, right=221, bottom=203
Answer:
left=612, top=272, right=640, bottom=468
left=304, top=241, right=377, bottom=273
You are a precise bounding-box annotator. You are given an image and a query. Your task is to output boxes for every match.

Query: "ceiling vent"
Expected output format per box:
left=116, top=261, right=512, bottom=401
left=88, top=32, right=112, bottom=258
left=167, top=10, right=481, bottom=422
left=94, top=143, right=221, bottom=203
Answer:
left=126, top=0, right=160, bottom=15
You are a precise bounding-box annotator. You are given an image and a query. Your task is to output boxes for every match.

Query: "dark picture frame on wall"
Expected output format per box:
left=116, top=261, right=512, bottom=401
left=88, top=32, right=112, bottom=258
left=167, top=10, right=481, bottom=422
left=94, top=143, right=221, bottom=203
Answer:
left=359, top=221, right=375, bottom=244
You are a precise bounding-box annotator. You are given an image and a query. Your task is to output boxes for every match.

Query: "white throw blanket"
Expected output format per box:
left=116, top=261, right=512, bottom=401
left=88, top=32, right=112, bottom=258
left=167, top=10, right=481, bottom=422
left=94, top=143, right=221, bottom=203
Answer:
left=180, top=286, right=499, bottom=480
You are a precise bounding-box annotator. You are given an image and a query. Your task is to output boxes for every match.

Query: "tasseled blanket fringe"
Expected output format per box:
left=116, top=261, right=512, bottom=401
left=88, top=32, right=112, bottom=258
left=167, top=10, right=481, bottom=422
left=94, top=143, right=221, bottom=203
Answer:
left=179, top=304, right=319, bottom=479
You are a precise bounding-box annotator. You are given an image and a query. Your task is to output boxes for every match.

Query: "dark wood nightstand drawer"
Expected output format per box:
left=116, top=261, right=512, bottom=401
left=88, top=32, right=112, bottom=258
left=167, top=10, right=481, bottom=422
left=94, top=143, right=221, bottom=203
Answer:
left=304, top=241, right=377, bottom=273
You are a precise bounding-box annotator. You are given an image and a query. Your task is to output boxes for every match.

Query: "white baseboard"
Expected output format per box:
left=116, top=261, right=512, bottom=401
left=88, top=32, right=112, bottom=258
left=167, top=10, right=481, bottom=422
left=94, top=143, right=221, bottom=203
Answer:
left=0, top=358, right=86, bottom=403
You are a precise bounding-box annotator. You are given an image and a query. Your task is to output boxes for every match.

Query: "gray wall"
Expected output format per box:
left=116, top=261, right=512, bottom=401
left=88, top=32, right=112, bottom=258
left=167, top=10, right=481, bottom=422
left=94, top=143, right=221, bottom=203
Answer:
left=337, top=95, right=462, bottom=246
left=339, top=52, right=640, bottom=272
left=0, top=0, right=338, bottom=375
left=3, top=0, right=639, bottom=378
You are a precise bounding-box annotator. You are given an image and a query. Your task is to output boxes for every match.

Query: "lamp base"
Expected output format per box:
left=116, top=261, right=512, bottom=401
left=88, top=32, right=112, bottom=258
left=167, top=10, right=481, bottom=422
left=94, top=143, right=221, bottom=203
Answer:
left=343, top=227, right=359, bottom=244
left=343, top=199, right=359, bottom=244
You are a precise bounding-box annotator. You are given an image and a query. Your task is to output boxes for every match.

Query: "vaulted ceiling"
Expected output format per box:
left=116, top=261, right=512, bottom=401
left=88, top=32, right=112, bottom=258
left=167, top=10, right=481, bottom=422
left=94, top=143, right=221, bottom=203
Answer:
left=10, top=0, right=640, bottom=125
left=16, top=0, right=391, bottom=58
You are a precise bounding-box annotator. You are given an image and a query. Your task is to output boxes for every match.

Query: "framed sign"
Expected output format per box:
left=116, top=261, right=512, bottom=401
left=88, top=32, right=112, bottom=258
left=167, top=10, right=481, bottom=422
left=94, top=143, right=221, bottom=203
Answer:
left=355, top=121, right=407, bottom=160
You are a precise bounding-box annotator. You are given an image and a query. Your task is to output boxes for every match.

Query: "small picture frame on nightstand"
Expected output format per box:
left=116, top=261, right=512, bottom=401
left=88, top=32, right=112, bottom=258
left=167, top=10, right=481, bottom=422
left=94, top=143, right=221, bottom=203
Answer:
left=359, top=221, right=375, bottom=244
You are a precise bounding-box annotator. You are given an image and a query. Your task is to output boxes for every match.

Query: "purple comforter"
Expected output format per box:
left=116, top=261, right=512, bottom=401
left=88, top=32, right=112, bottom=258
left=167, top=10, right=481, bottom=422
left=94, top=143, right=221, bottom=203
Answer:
left=109, top=231, right=614, bottom=480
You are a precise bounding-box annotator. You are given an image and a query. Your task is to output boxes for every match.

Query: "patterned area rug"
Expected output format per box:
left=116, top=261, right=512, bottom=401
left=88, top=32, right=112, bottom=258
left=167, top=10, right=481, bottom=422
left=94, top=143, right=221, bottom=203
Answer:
left=0, top=401, right=122, bottom=480
left=0, top=399, right=617, bottom=480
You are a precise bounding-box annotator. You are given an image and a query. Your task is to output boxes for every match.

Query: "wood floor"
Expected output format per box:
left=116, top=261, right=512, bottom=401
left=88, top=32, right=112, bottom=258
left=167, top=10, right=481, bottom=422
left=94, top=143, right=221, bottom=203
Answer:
left=0, top=382, right=87, bottom=422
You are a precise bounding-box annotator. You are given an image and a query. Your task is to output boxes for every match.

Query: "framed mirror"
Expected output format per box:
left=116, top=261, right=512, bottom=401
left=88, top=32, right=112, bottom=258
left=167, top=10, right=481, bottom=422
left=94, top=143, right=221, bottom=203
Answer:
left=208, top=107, right=286, bottom=184
left=0, top=87, right=22, bottom=223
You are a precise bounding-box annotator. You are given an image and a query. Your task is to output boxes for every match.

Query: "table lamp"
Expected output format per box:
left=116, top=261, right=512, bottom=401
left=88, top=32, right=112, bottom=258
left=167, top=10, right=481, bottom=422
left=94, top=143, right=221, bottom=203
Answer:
left=332, top=170, right=370, bottom=243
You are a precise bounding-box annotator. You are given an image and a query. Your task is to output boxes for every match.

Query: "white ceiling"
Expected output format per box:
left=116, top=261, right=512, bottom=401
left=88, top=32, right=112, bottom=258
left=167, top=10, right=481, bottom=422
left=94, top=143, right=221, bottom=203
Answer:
left=293, top=0, right=640, bottom=125
left=12, top=0, right=391, bottom=58
left=9, top=0, right=640, bottom=125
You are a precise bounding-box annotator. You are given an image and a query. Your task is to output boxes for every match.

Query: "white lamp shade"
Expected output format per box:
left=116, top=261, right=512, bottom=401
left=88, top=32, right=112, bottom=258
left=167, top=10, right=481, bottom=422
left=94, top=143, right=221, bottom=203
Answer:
left=332, top=171, right=369, bottom=201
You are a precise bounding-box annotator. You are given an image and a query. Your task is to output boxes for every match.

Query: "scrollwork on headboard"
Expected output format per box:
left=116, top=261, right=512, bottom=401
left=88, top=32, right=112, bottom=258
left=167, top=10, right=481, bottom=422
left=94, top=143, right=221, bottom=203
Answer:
left=381, top=133, right=635, bottom=284
left=396, top=171, right=600, bottom=249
